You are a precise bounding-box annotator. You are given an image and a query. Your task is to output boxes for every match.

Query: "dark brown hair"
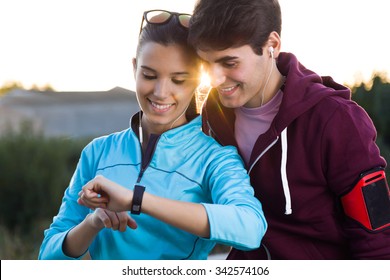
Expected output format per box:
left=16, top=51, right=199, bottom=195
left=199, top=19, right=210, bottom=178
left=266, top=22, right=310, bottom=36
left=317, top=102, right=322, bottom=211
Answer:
left=188, top=0, right=282, bottom=55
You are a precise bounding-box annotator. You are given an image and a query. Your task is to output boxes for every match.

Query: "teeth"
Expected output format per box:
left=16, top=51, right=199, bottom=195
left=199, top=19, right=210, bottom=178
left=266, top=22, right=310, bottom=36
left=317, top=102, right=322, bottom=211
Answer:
left=151, top=101, right=173, bottom=110
left=220, top=85, right=237, bottom=92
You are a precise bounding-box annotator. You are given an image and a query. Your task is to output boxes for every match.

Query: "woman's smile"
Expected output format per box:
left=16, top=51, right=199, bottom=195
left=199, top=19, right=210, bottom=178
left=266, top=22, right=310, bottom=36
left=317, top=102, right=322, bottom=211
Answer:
left=148, top=98, right=175, bottom=113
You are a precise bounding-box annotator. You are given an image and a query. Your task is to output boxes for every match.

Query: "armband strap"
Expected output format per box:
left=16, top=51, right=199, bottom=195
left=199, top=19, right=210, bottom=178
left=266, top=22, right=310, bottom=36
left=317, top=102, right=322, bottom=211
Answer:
left=341, top=168, right=390, bottom=231
left=131, top=185, right=145, bottom=215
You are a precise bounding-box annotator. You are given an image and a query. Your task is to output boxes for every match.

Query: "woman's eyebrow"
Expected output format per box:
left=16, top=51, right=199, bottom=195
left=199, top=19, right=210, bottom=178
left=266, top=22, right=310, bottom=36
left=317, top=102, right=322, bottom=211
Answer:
left=172, top=71, right=190, bottom=76
left=141, top=65, right=190, bottom=76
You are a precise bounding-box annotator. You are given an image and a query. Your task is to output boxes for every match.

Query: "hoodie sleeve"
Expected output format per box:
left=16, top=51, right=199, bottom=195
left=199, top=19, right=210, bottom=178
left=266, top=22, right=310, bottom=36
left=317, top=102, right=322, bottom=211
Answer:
left=201, top=145, right=267, bottom=251
left=324, top=99, right=390, bottom=259
left=38, top=141, right=97, bottom=260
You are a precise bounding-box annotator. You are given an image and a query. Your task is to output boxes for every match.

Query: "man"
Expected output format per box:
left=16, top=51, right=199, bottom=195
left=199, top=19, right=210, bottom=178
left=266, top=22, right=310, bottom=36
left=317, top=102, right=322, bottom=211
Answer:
left=188, top=0, right=390, bottom=259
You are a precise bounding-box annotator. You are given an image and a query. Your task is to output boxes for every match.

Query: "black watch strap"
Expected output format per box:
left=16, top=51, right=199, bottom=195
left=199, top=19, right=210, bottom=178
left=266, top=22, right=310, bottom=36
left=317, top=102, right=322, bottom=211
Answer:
left=131, top=185, right=145, bottom=215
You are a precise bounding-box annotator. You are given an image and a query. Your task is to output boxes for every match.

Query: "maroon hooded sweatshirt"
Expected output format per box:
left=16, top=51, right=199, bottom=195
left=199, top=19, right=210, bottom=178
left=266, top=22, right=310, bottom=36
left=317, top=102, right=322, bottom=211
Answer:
left=201, top=52, right=390, bottom=259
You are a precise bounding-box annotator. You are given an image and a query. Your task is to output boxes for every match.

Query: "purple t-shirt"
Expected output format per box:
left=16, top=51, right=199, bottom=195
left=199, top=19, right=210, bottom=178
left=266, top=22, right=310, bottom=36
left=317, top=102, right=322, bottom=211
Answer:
left=234, top=90, right=283, bottom=164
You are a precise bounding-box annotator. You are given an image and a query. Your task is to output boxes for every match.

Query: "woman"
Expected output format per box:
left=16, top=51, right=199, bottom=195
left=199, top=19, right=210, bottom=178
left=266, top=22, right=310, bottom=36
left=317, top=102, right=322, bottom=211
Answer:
left=39, top=10, right=267, bottom=260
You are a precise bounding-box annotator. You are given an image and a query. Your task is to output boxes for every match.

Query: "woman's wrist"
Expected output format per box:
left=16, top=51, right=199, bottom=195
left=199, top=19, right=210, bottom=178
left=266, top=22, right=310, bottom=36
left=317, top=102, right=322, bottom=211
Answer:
left=131, top=185, right=145, bottom=214
left=86, top=213, right=105, bottom=231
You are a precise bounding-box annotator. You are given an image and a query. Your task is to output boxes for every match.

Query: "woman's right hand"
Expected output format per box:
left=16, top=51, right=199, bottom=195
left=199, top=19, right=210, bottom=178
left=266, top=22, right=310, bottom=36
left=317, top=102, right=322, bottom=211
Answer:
left=78, top=175, right=133, bottom=212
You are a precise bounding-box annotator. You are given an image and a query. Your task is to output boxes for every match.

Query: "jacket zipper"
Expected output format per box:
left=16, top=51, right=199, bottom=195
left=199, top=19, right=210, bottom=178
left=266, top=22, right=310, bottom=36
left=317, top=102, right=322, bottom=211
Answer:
left=206, top=120, right=217, bottom=140
left=248, top=137, right=279, bottom=175
left=208, top=118, right=280, bottom=175
left=136, top=134, right=160, bottom=183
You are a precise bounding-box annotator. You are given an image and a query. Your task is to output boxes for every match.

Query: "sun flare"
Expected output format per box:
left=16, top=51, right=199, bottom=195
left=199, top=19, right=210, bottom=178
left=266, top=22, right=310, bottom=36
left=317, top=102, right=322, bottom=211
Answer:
left=200, top=71, right=211, bottom=88
left=195, top=70, right=212, bottom=113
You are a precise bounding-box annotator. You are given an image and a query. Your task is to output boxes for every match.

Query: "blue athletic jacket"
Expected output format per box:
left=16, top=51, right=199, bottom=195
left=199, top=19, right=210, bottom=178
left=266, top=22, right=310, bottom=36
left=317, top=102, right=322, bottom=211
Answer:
left=38, top=115, right=267, bottom=260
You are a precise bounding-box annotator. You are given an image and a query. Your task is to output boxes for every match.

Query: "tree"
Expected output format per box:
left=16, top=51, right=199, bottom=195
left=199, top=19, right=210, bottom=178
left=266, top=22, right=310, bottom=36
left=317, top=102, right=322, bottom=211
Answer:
left=0, top=81, right=55, bottom=96
left=0, top=81, right=24, bottom=96
left=351, top=72, right=390, bottom=175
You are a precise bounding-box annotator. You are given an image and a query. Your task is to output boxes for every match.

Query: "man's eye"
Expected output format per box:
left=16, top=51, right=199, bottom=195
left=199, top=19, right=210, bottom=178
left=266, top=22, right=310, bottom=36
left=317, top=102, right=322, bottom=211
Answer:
left=223, top=62, right=237, bottom=68
left=143, top=73, right=156, bottom=80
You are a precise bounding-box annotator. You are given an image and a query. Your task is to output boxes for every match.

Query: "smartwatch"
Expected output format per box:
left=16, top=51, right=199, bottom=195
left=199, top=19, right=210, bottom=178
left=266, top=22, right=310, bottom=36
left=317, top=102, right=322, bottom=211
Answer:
left=131, top=185, right=145, bottom=215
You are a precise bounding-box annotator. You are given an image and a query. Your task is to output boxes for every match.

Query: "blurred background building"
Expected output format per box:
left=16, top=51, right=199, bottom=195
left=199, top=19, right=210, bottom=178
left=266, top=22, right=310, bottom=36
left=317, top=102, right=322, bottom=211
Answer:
left=0, top=87, right=139, bottom=138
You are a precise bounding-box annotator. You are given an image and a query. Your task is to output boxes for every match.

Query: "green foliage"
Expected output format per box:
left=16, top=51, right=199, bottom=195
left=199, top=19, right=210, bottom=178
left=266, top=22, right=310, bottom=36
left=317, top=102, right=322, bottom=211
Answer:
left=0, top=81, right=24, bottom=96
left=0, top=222, right=45, bottom=259
left=0, top=124, right=90, bottom=258
left=351, top=72, right=390, bottom=175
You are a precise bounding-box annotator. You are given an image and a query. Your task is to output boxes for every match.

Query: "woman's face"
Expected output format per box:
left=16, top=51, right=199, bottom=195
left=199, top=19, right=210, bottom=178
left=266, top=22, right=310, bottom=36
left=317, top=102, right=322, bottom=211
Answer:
left=133, top=42, right=200, bottom=134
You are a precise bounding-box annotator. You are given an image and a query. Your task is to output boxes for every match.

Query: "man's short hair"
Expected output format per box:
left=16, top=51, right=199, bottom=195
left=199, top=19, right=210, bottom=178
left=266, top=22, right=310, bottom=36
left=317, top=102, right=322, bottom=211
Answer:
left=188, top=0, right=282, bottom=55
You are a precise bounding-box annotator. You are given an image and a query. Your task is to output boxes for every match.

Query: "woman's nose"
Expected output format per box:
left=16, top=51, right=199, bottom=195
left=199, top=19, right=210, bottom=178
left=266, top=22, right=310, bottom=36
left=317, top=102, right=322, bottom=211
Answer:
left=154, top=79, right=170, bottom=99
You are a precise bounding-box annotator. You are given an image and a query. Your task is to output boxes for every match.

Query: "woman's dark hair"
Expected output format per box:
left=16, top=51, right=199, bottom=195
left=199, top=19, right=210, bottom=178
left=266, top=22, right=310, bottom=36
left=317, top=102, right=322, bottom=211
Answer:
left=136, top=15, right=198, bottom=61
left=188, top=0, right=282, bottom=55
left=136, top=14, right=200, bottom=119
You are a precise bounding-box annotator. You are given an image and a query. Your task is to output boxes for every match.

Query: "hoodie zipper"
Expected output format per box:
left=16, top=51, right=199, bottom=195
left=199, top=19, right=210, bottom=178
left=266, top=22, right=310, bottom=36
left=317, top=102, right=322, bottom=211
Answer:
left=248, top=137, right=279, bottom=175
left=208, top=116, right=292, bottom=214
left=208, top=117, right=279, bottom=176
left=206, top=120, right=217, bottom=142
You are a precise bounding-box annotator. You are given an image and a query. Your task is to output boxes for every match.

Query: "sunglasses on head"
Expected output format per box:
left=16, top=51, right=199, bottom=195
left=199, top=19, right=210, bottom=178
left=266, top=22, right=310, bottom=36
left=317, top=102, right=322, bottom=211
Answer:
left=139, top=9, right=191, bottom=35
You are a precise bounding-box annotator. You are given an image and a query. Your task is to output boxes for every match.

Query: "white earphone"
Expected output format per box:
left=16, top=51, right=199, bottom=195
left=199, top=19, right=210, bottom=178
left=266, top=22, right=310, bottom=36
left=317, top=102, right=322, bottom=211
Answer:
left=268, top=46, right=274, bottom=58
left=260, top=46, right=275, bottom=106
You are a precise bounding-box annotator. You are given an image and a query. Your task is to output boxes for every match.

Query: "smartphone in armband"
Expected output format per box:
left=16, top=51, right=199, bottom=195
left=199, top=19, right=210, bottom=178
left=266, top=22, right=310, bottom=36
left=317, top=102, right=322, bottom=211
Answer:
left=341, top=167, right=390, bottom=231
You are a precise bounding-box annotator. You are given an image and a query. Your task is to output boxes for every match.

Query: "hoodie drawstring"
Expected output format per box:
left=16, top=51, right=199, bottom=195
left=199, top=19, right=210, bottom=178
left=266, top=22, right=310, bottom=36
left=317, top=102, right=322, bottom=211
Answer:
left=280, top=127, right=292, bottom=215
left=248, top=127, right=292, bottom=215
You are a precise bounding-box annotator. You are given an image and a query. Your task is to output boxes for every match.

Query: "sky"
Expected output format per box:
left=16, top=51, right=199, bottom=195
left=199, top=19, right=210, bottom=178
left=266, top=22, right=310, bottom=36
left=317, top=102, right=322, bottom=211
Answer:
left=0, top=0, right=389, bottom=92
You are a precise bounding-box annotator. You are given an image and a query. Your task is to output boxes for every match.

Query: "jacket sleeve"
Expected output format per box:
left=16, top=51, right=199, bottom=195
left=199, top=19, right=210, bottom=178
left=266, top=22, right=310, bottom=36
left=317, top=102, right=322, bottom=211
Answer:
left=324, top=101, right=390, bottom=259
left=38, top=142, right=96, bottom=260
left=201, top=145, right=267, bottom=251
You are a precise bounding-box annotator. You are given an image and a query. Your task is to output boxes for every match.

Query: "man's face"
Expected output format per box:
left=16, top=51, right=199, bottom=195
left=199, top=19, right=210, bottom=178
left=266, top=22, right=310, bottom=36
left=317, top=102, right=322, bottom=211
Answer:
left=197, top=45, right=272, bottom=108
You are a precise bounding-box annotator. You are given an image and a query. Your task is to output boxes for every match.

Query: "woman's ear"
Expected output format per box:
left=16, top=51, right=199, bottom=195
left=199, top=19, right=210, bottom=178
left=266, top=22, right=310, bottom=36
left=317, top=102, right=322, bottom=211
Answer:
left=132, top=58, right=137, bottom=79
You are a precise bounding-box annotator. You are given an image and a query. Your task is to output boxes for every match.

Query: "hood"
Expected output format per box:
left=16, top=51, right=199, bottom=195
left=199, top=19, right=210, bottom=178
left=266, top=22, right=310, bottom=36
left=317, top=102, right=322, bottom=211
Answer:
left=275, top=52, right=351, bottom=132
